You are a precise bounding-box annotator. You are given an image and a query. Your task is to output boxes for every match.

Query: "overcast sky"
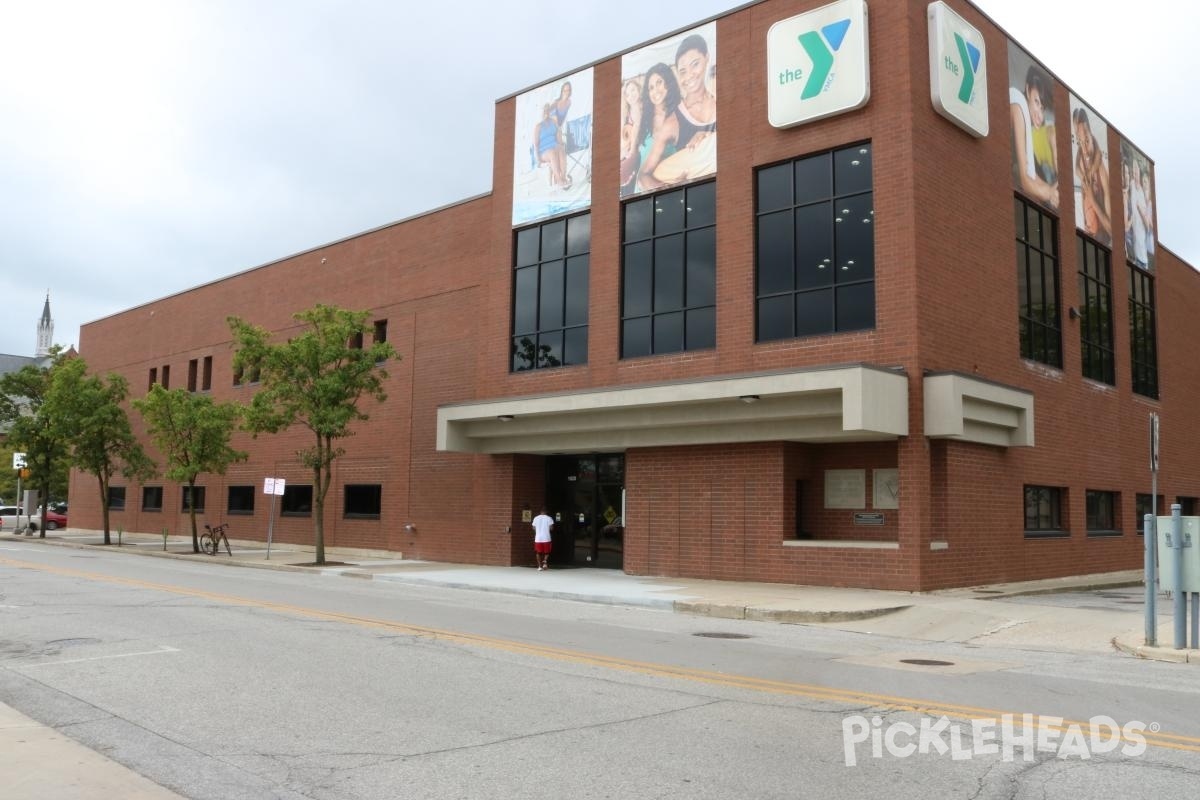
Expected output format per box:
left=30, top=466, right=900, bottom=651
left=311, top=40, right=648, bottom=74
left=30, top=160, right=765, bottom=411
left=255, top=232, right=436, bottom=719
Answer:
left=1, top=0, right=1193, bottom=357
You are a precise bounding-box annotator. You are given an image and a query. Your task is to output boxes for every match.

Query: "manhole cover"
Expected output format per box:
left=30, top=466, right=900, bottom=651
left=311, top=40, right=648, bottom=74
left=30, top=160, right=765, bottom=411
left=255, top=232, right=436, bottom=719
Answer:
left=899, top=658, right=954, bottom=666
left=692, top=632, right=752, bottom=639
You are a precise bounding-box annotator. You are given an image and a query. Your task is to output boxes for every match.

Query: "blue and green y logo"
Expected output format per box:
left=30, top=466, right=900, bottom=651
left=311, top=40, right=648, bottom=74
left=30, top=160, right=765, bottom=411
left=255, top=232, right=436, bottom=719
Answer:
left=795, top=18, right=852, bottom=99
left=950, top=32, right=982, bottom=104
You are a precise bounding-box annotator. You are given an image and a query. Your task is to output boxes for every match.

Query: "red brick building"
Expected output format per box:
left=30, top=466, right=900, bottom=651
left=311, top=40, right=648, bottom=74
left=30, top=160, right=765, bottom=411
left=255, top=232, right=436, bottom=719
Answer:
left=71, top=0, right=1194, bottom=590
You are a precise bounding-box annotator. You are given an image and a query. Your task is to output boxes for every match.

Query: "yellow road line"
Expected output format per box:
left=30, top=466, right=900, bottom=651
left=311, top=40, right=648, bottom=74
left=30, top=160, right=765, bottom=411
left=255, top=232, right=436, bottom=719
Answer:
left=5, top=555, right=1198, bottom=754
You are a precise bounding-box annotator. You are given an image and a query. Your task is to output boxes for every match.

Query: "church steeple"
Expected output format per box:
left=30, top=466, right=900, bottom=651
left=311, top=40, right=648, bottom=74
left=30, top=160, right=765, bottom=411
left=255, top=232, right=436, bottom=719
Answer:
left=36, top=291, right=53, bottom=358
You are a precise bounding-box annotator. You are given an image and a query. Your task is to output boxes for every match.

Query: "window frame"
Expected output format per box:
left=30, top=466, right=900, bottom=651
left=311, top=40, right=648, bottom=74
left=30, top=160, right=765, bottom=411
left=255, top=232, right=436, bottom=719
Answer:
left=227, top=485, right=255, bottom=516
left=181, top=485, right=206, bottom=513
left=107, top=486, right=127, bottom=510
left=1085, top=489, right=1120, bottom=536
left=1015, top=196, right=1063, bottom=368
left=511, top=211, right=591, bottom=371
left=1129, top=264, right=1159, bottom=398
left=620, top=180, right=717, bottom=358
left=343, top=484, right=382, bottom=519
left=141, top=485, right=163, bottom=512
left=1076, top=235, right=1115, bottom=385
left=754, top=143, right=876, bottom=343
left=1024, top=484, right=1067, bottom=538
left=281, top=484, right=314, bottom=517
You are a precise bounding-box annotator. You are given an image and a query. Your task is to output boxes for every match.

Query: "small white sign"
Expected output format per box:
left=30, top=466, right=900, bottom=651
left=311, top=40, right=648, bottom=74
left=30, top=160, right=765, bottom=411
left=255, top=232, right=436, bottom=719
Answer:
left=928, top=1, right=988, bottom=137
left=825, top=469, right=866, bottom=509
left=263, top=477, right=286, bottom=496
left=767, top=0, right=870, bottom=129
left=12, top=452, right=26, bottom=469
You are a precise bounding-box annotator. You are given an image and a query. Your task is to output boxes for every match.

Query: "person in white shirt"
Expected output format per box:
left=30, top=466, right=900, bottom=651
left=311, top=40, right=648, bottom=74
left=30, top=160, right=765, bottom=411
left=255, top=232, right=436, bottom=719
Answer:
left=532, top=508, right=554, bottom=571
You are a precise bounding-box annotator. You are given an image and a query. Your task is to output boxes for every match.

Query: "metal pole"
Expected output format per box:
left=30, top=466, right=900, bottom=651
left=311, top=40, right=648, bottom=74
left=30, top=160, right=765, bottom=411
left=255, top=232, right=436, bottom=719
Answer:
left=1145, top=513, right=1157, bottom=646
left=266, top=492, right=277, bottom=560
left=15, top=473, right=22, bottom=534
left=1172, top=505, right=1186, bottom=650
left=1191, top=593, right=1198, bottom=650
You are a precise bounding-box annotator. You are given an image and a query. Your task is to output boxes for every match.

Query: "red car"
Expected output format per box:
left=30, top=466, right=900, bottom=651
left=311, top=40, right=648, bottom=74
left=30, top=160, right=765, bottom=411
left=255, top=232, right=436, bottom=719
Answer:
left=41, top=509, right=68, bottom=531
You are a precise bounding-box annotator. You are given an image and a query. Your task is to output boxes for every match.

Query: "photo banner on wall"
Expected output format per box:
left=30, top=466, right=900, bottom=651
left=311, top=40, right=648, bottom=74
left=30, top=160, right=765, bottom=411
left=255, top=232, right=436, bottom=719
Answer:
left=1120, top=139, right=1155, bottom=271
left=512, top=67, right=593, bottom=227
left=1069, top=94, right=1112, bottom=246
left=619, top=21, right=716, bottom=199
left=1007, top=42, right=1060, bottom=212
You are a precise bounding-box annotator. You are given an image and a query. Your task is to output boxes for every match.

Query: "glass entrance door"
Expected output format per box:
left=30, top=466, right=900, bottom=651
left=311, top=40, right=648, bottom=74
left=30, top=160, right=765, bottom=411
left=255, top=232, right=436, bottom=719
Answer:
left=544, top=454, right=624, bottom=569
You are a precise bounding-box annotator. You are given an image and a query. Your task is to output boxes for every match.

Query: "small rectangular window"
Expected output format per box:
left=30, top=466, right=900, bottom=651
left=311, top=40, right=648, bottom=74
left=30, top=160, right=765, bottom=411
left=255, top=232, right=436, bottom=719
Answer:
left=282, top=484, right=313, bottom=516
left=233, top=361, right=244, bottom=387
left=1086, top=489, right=1119, bottom=535
left=182, top=486, right=206, bottom=512
left=161, top=364, right=170, bottom=389
left=1135, top=494, right=1160, bottom=535
left=344, top=484, right=382, bottom=519
left=202, top=356, right=213, bottom=391
left=1177, top=497, right=1198, bottom=516
left=227, top=485, right=255, bottom=515
left=108, top=486, right=126, bottom=510
left=187, top=359, right=198, bottom=392
left=148, top=367, right=157, bottom=390
left=1024, top=485, right=1066, bottom=537
left=349, top=331, right=364, bottom=350
left=142, top=486, right=163, bottom=512
left=374, top=320, right=388, bottom=345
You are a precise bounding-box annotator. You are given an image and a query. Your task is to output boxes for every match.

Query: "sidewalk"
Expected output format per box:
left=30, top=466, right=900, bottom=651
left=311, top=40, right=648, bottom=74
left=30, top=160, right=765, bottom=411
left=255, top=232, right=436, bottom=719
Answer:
left=8, top=527, right=1196, bottom=660
left=3, top=527, right=1197, bottom=799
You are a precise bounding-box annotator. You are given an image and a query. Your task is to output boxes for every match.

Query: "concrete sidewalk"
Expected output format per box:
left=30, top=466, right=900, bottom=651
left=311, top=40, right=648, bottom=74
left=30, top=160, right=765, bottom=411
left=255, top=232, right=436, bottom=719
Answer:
left=3, top=527, right=1198, bottom=798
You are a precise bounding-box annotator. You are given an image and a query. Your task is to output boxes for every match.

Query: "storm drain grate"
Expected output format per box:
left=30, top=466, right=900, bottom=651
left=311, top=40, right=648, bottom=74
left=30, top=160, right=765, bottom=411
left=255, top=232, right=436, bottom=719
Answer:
left=899, top=658, right=954, bottom=667
left=692, top=632, right=753, bottom=639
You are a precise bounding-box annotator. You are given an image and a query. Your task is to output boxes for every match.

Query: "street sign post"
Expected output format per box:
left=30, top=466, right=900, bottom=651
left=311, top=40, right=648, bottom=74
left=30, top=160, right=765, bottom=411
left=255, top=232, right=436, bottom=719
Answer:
left=263, top=477, right=286, bottom=559
left=1147, top=413, right=1160, bottom=646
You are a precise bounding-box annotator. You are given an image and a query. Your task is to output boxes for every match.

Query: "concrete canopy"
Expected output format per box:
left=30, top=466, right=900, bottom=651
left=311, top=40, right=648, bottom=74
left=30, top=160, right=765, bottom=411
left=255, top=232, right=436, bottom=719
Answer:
left=437, top=364, right=908, bottom=455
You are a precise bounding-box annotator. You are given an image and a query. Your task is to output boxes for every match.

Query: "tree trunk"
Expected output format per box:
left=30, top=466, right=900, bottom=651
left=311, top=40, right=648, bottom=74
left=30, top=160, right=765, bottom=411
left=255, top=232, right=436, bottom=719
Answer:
left=99, top=473, right=111, bottom=546
left=188, top=479, right=200, bottom=553
left=39, top=477, right=50, bottom=538
left=312, top=459, right=325, bottom=565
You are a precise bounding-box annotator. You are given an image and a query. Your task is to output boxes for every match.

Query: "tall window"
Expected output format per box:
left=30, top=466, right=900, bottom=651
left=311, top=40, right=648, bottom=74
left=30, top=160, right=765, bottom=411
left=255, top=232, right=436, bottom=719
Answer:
left=187, top=359, right=198, bottom=392
left=1077, top=236, right=1114, bottom=384
left=1024, top=485, right=1065, bottom=537
left=622, top=181, right=716, bottom=357
left=201, top=356, right=212, bottom=391
left=161, top=364, right=170, bottom=389
left=756, top=144, right=874, bottom=341
left=1129, top=266, right=1158, bottom=398
left=1015, top=197, right=1062, bottom=367
left=512, top=213, right=590, bottom=370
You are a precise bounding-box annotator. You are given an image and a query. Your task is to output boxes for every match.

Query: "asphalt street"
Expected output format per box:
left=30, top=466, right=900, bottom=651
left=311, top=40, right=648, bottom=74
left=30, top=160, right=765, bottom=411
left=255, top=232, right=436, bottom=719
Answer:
left=2, top=542, right=1198, bottom=799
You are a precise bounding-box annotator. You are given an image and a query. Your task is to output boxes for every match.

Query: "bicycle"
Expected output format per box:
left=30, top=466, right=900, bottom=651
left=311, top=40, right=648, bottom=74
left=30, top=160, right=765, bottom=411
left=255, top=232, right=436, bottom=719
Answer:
left=200, top=523, right=232, bottom=556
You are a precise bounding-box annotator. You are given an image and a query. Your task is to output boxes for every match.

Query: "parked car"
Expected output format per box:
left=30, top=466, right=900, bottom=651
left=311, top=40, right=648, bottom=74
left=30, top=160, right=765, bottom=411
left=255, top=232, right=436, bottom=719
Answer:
left=0, top=506, right=42, bottom=532
left=41, top=508, right=67, bottom=530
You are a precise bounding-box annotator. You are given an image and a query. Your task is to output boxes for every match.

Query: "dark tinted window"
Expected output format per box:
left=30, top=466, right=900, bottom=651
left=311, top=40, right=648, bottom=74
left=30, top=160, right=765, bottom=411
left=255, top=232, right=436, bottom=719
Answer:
left=227, top=485, right=255, bottom=515
left=282, top=485, right=312, bottom=516
left=344, top=484, right=382, bottom=518
left=511, top=212, right=590, bottom=371
left=1016, top=196, right=1062, bottom=367
left=1077, top=235, right=1114, bottom=385
left=756, top=144, right=874, bottom=342
left=142, top=486, right=163, bottom=512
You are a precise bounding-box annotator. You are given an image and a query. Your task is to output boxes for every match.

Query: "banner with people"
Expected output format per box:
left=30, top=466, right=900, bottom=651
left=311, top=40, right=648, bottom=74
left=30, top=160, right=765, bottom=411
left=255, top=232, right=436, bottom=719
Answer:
left=1120, top=139, right=1155, bottom=271
left=1007, top=42, right=1060, bottom=212
left=1069, top=95, right=1112, bottom=246
left=619, top=22, right=716, bottom=198
left=512, top=68, right=594, bottom=226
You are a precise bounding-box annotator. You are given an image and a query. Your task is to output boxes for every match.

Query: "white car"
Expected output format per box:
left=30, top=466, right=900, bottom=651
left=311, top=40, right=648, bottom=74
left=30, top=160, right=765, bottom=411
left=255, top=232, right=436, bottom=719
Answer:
left=0, top=506, right=41, bottom=532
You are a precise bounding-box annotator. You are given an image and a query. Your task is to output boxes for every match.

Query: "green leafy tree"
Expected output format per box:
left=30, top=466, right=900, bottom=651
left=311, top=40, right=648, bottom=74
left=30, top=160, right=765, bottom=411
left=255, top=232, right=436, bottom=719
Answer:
left=228, top=305, right=395, bottom=564
left=45, top=358, right=155, bottom=544
left=133, top=385, right=247, bottom=553
left=0, top=349, right=71, bottom=537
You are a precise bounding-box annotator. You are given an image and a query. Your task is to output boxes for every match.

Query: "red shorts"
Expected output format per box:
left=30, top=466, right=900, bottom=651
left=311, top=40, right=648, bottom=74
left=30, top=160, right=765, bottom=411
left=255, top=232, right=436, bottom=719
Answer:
left=534, top=542, right=552, bottom=554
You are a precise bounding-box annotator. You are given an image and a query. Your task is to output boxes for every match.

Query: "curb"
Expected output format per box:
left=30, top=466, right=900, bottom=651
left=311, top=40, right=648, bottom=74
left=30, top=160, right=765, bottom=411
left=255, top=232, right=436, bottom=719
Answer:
left=675, top=601, right=911, bottom=623
left=370, top=572, right=677, bottom=609
left=1111, top=636, right=1199, bottom=664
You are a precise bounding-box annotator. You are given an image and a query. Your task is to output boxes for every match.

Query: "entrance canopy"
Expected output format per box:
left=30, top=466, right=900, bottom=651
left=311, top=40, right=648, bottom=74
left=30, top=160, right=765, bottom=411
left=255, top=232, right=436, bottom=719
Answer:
left=437, top=364, right=908, bottom=455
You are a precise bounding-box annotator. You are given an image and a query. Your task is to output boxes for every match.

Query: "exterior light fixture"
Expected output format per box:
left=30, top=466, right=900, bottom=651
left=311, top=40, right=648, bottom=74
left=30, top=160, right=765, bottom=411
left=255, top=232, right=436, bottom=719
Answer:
left=739, top=395, right=760, bottom=404
left=497, top=414, right=515, bottom=422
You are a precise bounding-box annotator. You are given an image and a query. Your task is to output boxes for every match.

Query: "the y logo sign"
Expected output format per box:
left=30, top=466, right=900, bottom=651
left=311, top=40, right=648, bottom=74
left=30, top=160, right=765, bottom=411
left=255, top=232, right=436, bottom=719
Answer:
left=797, top=19, right=851, bottom=99
left=953, top=32, right=982, bottom=103
left=767, top=0, right=870, bottom=128
left=928, top=2, right=989, bottom=137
